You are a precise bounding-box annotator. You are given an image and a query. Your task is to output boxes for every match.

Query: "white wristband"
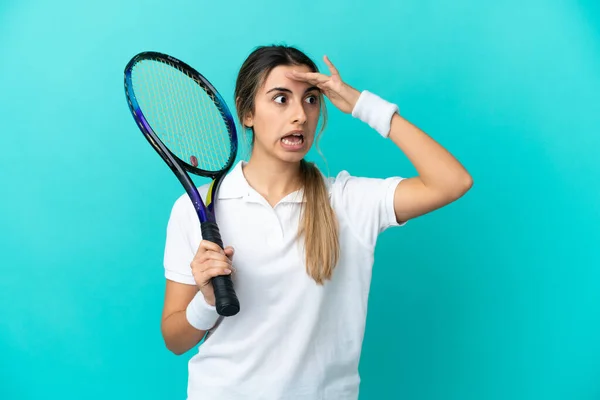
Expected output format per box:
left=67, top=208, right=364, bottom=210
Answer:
left=351, top=90, right=399, bottom=138
left=186, top=291, right=220, bottom=331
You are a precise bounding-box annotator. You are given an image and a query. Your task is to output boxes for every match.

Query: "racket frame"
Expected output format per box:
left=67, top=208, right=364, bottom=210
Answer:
left=124, top=51, right=240, bottom=316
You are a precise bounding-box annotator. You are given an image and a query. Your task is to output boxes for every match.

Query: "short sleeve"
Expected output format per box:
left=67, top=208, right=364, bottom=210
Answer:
left=331, top=171, right=405, bottom=249
left=163, top=195, right=197, bottom=285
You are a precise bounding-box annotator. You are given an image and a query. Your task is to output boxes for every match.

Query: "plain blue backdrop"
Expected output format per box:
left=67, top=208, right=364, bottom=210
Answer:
left=1, top=0, right=599, bottom=399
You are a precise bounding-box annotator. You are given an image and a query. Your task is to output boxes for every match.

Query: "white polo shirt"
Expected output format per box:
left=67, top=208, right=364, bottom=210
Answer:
left=163, top=160, right=404, bottom=400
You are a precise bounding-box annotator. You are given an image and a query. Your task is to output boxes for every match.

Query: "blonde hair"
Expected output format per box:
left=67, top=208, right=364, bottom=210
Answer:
left=234, top=45, right=340, bottom=284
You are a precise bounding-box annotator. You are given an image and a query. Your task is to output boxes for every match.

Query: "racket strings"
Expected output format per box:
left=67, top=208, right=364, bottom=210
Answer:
left=131, top=58, right=233, bottom=172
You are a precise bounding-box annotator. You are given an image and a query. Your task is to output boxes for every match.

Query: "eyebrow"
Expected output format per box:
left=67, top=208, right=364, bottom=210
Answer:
left=266, top=86, right=320, bottom=95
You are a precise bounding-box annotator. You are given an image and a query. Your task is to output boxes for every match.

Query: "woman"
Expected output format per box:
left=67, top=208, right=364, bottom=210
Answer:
left=160, top=45, right=472, bottom=399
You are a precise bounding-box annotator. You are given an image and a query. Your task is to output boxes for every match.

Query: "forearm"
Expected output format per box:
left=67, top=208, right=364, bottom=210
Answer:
left=389, top=114, right=472, bottom=196
left=161, top=310, right=208, bottom=355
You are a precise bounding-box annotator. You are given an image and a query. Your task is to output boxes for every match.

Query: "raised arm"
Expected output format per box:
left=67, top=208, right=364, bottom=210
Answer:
left=388, top=114, right=472, bottom=223
left=286, top=54, right=473, bottom=224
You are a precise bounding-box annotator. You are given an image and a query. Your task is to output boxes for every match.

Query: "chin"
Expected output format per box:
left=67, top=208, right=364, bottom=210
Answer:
left=274, top=140, right=313, bottom=163
left=277, top=151, right=308, bottom=164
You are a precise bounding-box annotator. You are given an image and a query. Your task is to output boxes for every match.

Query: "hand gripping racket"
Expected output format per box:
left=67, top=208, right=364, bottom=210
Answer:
left=124, top=51, right=240, bottom=317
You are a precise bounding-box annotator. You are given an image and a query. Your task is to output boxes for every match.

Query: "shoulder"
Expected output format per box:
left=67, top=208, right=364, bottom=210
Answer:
left=323, top=169, right=406, bottom=249
left=325, top=169, right=402, bottom=198
left=325, top=168, right=405, bottom=233
left=323, top=170, right=351, bottom=195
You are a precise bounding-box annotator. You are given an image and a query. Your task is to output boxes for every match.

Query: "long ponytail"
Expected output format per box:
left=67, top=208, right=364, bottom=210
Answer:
left=299, top=159, right=340, bottom=284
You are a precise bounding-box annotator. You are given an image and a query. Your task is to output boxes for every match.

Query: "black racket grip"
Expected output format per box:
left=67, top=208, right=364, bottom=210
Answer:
left=200, top=222, right=240, bottom=317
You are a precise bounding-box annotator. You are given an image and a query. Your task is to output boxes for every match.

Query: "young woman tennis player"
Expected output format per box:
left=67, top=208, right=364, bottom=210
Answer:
left=160, top=45, right=472, bottom=399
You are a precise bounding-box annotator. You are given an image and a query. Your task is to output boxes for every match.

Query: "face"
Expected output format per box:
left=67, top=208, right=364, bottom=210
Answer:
left=244, top=64, right=321, bottom=164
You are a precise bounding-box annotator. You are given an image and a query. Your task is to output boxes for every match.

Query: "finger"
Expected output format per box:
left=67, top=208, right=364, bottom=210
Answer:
left=223, top=246, right=234, bottom=254
left=223, top=246, right=235, bottom=260
left=201, top=251, right=233, bottom=265
left=202, top=267, right=232, bottom=280
left=199, top=239, right=225, bottom=255
left=296, top=71, right=329, bottom=82
left=286, top=70, right=329, bottom=84
left=193, top=251, right=232, bottom=269
left=323, top=55, right=339, bottom=76
left=206, top=260, right=233, bottom=270
left=195, top=260, right=232, bottom=275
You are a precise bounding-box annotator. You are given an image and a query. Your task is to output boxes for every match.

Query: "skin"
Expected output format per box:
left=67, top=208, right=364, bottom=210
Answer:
left=241, top=63, right=323, bottom=207
left=161, top=55, right=473, bottom=355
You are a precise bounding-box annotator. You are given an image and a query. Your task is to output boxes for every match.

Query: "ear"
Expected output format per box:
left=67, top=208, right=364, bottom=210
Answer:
left=236, top=96, right=254, bottom=128
left=243, top=114, right=254, bottom=128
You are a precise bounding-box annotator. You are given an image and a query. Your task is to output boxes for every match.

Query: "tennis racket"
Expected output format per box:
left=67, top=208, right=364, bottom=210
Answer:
left=124, top=51, right=240, bottom=317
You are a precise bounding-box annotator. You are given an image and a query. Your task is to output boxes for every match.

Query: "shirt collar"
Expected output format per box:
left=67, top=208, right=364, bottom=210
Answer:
left=216, top=160, right=248, bottom=200
left=217, top=160, right=332, bottom=203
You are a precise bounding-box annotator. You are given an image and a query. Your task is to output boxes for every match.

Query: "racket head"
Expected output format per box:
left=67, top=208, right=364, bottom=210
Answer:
left=124, top=51, right=238, bottom=179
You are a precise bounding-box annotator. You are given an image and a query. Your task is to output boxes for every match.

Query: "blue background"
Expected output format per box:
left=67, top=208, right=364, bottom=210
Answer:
left=1, top=0, right=599, bottom=399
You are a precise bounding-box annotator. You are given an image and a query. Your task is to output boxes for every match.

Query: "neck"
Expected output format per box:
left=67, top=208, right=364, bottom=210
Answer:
left=243, top=152, right=303, bottom=206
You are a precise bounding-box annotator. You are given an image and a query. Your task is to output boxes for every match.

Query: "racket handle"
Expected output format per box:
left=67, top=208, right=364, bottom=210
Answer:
left=200, top=222, right=240, bottom=317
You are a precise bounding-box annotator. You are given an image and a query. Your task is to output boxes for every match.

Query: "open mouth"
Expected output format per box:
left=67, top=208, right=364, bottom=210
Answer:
left=281, top=132, right=304, bottom=147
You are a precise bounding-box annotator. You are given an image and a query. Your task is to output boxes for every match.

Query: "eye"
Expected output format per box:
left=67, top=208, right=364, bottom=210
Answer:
left=274, top=95, right=287, bottom=104
left=305, top=95, right=319, bottom=105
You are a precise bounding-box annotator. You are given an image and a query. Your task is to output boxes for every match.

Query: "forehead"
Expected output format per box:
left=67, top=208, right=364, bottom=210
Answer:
left=260, top=64, right=314, bottom=92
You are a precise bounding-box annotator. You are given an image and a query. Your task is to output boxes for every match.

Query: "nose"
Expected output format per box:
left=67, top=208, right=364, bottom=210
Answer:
left=291, top=100, right=307, bottom=125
